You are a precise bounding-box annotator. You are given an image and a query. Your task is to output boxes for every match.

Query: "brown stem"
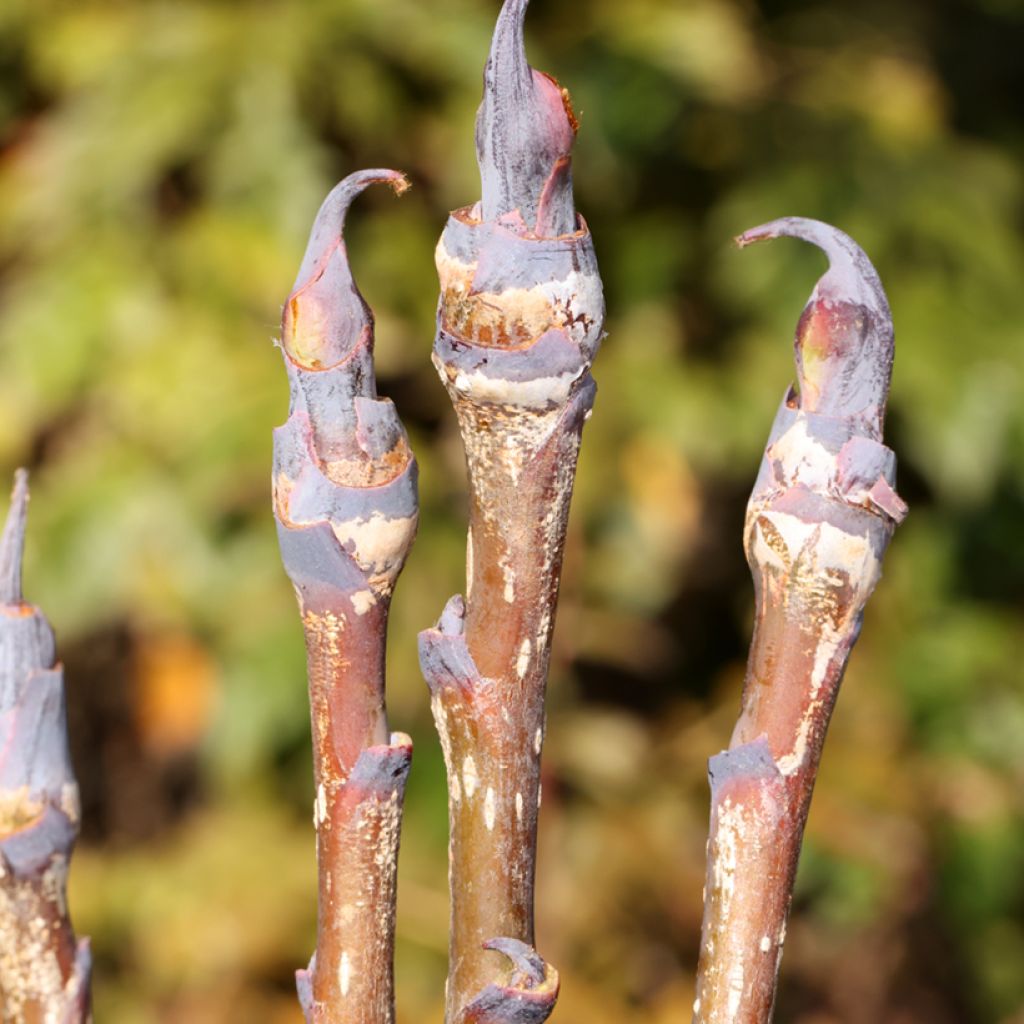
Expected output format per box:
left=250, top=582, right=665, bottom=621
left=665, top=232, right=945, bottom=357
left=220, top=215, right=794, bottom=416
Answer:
left=420, top=3, right=602, bottom=1020
left=693, top=219, right=908, bottom=1024
left=0, top=471, right=92, bottom=1023
left=274, top=171, right=417, bottom=1023
left=420, top=380, right=591, bottom=1022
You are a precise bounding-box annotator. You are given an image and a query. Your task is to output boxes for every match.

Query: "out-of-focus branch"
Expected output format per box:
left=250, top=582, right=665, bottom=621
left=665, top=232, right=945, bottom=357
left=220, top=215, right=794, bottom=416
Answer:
left=273, top=170, right=417, bottom=1024
left=693, top=219, right=908, bottom=1024
left=0, top=470, right=92, bottom=1023
left=419, top=3, right=603, bottom=1021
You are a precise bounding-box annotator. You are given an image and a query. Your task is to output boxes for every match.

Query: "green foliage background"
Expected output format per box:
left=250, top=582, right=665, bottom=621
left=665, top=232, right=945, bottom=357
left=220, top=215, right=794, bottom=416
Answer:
left=1, top=0, right=1023, bottom=1020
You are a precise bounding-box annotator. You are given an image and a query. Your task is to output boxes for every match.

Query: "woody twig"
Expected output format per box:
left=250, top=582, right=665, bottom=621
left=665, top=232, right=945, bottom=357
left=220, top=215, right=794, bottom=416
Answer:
left=693, top=218, right=908, bottom=1024
left=418, top=2, right=604, bottom=1020
left=273, top=170, right=417, bottom=1024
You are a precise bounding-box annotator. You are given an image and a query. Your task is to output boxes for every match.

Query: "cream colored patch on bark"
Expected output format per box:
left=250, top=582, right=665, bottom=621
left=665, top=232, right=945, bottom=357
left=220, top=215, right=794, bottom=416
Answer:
left=536, top=608, right=552, bottom=653
left=750, top=506, right=879, bottom=777
left=515, top=791, right=524, bottom=822
left=462, top=755, right=479, bottom=799
left=449, top=364, right=586, bottom=411
left=534, top=727, right=543, bottom=756
left=330, top=512, right=417, bottom=593
left=339, top=950, right=352, bottom=997
left=726, top=962, right=744, bottom=1018
left=760, top=935, right=771, bottom=953
left=712, top=798, right=742, bottom=918
left=501, top=552, right=516, bottom=603
left=316, top=784, right=327, bottom=827
left=516, top=638, right=532, bottom=679
left=432, top=696, right=460, bottom=802
left=774, top=616, right=847, bottom=774
left=350, top=589, right=376, bottom=615
left=436, top=236, right=603, bottom=355
left=753, top=509, right=877, bottom=586
left=766, top=417, right=835, bottom=491
left=484, top=787, right=496, bottom=831
left=0, top=856, right=71, bottom=1020
left=59, top=783, right=81, bottom=826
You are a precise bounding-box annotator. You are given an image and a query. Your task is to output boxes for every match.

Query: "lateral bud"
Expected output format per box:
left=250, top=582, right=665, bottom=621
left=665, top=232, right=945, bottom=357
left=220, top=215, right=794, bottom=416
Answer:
left=460, top=938, right=559, bottom=1024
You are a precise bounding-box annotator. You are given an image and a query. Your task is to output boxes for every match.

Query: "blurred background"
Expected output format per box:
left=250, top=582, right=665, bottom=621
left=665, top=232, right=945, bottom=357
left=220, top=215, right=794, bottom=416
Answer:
left=1, top=0, right=1023, bottom=1020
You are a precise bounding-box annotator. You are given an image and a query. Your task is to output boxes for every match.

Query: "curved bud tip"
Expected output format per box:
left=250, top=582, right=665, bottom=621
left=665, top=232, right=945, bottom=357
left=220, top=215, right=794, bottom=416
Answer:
left=737, top=217, right=894, bottom=438
left=0, top=469, right=28, bottom=606
left=283, top=169, right=409, bottom=370
left=483, top=938, right=547, bottom=989
left=476, top=0, right=578, bottom=236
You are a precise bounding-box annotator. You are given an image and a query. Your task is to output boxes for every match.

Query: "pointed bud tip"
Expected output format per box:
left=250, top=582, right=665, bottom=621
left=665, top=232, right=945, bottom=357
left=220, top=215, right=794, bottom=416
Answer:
left=482, top=938, right=547, bottom=989
left=736, top=217, right=893, bottom=434
left=735, top=224, right=778, bottom=249
left=284, top=168, right=410, bottom=369
left=1, top=469, right=29, bottom=605
left=376, top=170, right=411, bottom=197
left=292, top=167, right=410, bottom=290
left=476, top=0, right=577, bottom=233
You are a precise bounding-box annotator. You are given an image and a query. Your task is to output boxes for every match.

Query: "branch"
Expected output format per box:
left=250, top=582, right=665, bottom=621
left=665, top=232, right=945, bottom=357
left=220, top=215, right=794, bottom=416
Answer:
left=274, top=170, right=417, bottom=1024
left=420, top=3, right=602, bottom=1020
left=692, top=219, right=907, bottom=1024
left=0, top=470, right=92, bottom=1023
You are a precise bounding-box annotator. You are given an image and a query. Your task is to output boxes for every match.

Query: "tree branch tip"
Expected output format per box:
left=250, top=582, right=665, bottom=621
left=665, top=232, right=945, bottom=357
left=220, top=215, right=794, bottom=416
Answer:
left=495, top=0, right=530, bottom=43
left=735, top=216, right=879, bottom=283
left=737, top=216, right=893, bottom=431
left=389, top=172, right=412, bottom=197
left=734, top=226, right=774, bottom=249
left=316, top=167, right=410, bottom=234
left=290, top=167, right=411, bottom=295
left=477, top=0, right=577, bottom=232
left=339, top=167, right=410, bottom=198
left=1, top=467, right=29, bottom=605
left=736, top=216, right=820, bottom=250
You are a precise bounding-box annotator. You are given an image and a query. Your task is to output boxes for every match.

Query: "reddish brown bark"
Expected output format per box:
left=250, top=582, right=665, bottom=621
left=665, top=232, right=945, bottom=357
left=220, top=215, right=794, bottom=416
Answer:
left=419, top=2, right=603, bottom=1021
left=693, top=219, right=908, bottom=1024
left=0, top=471, right=91, bottom=1023
left=274, top=170, right=417, bottom=1024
